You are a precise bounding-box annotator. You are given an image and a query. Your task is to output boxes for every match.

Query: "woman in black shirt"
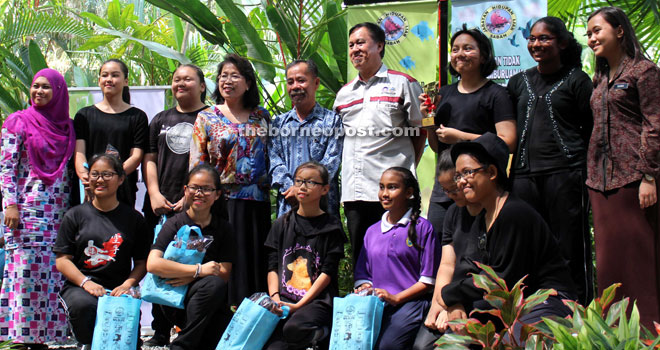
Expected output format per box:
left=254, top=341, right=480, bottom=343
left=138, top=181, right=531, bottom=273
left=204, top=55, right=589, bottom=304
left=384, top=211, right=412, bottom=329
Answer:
left=55, top=154, right=150, bottom=348
left=147, top=164, right=236, bottom=350
left=506, top=17, right=594, bottom=305
left=441, top=133, right=575, bottom=338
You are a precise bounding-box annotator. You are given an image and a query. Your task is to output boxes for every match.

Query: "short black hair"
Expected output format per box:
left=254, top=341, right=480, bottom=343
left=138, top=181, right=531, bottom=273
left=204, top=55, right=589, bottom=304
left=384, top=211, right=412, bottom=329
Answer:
left=436, top=148, right=455, bottom=175
left=187, top=163, right=221, bottom=190
left=89, top=153, right=126, bottom=179
left=211, top=53, right=259, bottom=109
left=285, top=59, right=319, bottom=78
left=448, top=24, right=497, bottom=78
left=349, top=22, right=386, bottom=58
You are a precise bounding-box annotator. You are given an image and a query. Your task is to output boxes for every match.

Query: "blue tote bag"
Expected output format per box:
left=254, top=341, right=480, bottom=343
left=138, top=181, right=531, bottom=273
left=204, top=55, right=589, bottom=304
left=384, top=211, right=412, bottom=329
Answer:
left=329, top=294, right=385, bottom=350
left=142, top=225, right=208, bottom=309
left=216, top=294, right=290, bottom=350
left=91, top=293, right=141, bottom=350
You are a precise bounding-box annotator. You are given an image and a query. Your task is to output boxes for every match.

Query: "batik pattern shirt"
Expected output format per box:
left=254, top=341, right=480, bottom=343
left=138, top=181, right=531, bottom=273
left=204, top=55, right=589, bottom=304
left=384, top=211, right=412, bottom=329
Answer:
left=190, top=105, right=271, bottom=201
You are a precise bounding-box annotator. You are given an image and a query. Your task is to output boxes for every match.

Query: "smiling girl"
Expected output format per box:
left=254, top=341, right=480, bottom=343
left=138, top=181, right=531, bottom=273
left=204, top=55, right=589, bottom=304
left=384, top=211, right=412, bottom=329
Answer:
left=264, top=162, right=346, bottom=350
left=74, top=59, right=148, bottom=207
left=147, top=164, right=236, bottom=350
left=55, top=154, right=150, bottom=349
left=354, top=167, right=439, bottom=350
left=586, top=6, right=660, bottom=328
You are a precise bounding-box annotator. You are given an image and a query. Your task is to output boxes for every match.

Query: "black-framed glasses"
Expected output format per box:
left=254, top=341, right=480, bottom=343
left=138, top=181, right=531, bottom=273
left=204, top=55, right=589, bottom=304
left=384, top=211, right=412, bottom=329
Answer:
left=527, top=35, right=555, bottom=44
left=89, top=171, right=118, bottom=181
left=453, top=166, right=487, bottom=182
left=293, top=179, right=325, bottom=188
left=186, top=185, right=217, bottom=195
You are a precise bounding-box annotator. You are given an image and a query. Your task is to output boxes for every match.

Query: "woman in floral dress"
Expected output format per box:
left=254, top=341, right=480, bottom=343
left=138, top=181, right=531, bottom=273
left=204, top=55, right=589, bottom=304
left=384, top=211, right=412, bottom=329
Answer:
left=0, top=68, right=75, bottom=348
left=190, top=53, right=270, bottom=305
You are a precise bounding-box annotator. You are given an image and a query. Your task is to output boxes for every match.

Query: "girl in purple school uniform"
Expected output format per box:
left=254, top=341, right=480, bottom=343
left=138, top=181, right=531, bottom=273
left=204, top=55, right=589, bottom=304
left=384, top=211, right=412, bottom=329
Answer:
left=354, top=167, right=440, bottom=350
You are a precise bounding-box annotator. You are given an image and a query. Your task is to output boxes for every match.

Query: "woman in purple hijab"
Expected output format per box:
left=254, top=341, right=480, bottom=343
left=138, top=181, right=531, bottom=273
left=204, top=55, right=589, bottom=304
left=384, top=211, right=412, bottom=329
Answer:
left=0, top=68, right=73, bottom=348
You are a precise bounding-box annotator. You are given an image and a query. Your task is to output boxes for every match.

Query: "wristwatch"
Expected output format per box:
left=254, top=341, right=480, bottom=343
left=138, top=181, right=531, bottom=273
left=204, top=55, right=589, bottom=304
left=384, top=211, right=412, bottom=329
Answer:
left=643, top=174, right=655, bottom=182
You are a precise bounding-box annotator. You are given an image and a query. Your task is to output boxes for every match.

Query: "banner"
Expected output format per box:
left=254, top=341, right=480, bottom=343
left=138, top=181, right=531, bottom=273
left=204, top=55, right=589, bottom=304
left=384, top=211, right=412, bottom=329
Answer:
left=451, top=0, right=547, bottom=84
left=347, top=0, right=439, bottom=84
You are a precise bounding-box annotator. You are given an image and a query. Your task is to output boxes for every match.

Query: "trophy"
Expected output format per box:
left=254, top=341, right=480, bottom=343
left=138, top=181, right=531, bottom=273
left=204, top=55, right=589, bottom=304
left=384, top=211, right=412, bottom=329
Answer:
left=421, top=81, right=439, bottom=129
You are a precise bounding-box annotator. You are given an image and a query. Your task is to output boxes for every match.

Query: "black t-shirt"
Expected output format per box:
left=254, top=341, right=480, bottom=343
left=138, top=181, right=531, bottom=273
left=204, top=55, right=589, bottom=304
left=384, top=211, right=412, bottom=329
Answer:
left=264, top=212, right=346, bottom=303
left=54, top=201, right=151, bottom=289
left=430, top=81, right=515, bottom=202
left=147, top=107, right=206, bottom=203
left=441, top=195, right=576, bottom=308
left=74, top=105, right=149, bottom=206
left=152, top=211, right=236, bottom=264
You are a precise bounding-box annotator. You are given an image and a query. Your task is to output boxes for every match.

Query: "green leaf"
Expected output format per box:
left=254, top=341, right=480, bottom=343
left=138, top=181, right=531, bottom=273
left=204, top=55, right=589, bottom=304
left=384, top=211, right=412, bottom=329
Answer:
left=79, top=12, right=112, bottom=28
left=475, top=261, right=509, bottom=290
left=144, top=0, right=228, bottom=46
left=96, top=26, right=191, bottom=64
left=171, top=14, right=184, bottom=51
left=325, top=1, right=346, bottom=81
left=544, top=317, right=578, bottom=348
left=597, top=283, right=621, bottom=314
left=107, top=0, right=121, bottom=29
left=470, top=272, right=498, bottom=294
left=521, top=288, right=556, bottom=316
left=215, top=0, right=275, bottom=81
left=72, top=65, right=89, bottom=87
left=27, top=40, right=48, bottom=75
left=0, top=83, right=26, bottom=114
left=120, top=3, right=135, bottom=30
left=225, top=21, right=247, bottom=57
left=310, top=52, right=341, bottom=93
left=77, top=34, right=118, bottom=51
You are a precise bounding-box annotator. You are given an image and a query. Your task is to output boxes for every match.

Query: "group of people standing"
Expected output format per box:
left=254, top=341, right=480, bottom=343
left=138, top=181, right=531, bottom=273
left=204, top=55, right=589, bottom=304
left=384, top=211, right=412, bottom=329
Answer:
left=0, top=4, right=658, bottom=350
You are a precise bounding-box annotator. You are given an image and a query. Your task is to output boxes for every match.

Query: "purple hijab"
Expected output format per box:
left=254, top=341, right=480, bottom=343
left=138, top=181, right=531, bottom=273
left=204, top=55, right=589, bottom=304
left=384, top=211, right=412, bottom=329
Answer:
left=2, top=68, right=75, bottom=185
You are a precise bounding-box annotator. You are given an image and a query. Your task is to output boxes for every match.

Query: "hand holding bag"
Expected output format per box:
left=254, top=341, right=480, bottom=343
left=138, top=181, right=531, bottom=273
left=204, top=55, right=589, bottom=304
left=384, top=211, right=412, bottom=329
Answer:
left=91, top=292, right=141, bottom=350
left=329, top=294, right=385, bottom=350
left=141, top=225, right=212, bottom=309
left=215, top=293, right=290, bottom=350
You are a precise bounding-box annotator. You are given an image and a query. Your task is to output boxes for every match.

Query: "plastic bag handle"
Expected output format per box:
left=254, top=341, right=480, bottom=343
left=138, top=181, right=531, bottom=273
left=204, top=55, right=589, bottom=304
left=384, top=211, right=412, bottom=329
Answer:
left=176, top=225, right=202, bottom=242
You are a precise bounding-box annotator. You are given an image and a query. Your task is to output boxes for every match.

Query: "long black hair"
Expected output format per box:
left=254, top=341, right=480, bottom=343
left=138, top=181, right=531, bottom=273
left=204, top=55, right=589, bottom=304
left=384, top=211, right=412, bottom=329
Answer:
left=211, top=53, right=259, bottom=109
left=532, top=17, right=582, bottom=68
left=175, top=64, right=207, bottom=103
left=449, top=24, right=497, bottom=78
left=186, top=163, right=221, bottom=190
left=99, top=59, right=130, bottom=104
left=292, top=161, right=329, bottom=211
left=384, top=167, right=422, bottom=251
left=588, top=7, right=647, bottom=78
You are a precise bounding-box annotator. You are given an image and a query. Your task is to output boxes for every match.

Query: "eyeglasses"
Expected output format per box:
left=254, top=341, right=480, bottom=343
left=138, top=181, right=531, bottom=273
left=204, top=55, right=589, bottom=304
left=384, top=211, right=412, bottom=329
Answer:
left=218, top=74, right=244, bottom=82
left=453, top=166, right=487, bottom=182
left=186, top=185, right=217, bottom=195
left=527, top=35, right=555, bottom=44
left=293, top=179, right=325, bottom=188
left=442, top=187, right=460, bottom=195
left=89, top=171, right=118, bottom=181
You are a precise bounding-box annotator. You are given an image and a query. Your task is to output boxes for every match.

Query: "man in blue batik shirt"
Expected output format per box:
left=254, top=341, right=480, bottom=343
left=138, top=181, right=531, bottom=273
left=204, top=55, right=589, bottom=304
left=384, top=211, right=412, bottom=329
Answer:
left=269, top=59, right=343, bottom=218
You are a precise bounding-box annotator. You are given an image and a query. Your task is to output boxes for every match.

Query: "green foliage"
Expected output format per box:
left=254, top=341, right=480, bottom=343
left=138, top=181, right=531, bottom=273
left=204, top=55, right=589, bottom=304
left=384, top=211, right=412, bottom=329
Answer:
left=435, top=266, right=660, bottom=350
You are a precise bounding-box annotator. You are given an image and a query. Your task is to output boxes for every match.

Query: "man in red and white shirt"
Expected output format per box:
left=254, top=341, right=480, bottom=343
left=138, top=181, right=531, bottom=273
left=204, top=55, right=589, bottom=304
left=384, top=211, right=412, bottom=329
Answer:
left=333, top=22, right=425, bottom=265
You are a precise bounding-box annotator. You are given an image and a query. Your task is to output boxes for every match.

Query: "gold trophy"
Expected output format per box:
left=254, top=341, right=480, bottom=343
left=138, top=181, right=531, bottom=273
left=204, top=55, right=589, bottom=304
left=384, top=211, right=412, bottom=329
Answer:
left=421, top=81, right=439, bottom=128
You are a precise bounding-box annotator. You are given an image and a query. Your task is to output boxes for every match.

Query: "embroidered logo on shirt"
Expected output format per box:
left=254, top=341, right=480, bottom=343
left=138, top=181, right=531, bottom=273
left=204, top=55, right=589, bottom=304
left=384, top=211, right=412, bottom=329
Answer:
left=83, top=233, right=123, bottom=268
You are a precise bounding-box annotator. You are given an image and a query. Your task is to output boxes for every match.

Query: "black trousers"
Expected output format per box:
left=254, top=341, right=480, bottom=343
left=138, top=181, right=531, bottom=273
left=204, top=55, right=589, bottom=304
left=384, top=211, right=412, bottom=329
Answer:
left=157, top=276, right=232, bottom=350
left=263, top=298, right=333, bottom=350
left=59, top=283, right=141, bottom=348
left=511, top=168, right=594, bottom=305
left=344, top=201, right=385, bottom=266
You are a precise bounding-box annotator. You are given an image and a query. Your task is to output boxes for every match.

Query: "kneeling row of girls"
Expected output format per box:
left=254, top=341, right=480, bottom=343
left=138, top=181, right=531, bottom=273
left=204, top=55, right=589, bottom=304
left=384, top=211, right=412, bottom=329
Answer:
left=52, top=132, right=576, bottom=350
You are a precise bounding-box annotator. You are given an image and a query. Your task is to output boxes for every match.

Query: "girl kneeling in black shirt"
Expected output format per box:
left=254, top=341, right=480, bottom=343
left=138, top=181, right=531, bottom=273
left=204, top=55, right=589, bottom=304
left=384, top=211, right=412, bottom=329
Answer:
left=147, top=164, right=236, bottom=350
left=442, top=133, right=576, bottom=339
left=55, top=154, right=151, bottom=348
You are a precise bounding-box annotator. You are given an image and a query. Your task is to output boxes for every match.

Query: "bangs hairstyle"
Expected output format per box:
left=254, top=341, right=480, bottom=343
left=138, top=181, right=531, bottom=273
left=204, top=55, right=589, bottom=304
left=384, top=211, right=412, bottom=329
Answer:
left=588, top=7, right=647, bottom=78
left=456, top=150, right=510, bottom=191
left=449, top=24, right=497, bottom=78
left=174, top=64, right=207, bottom=103
left=532, top=17, right=582, bottom=68
left=186, top=163, right=221, bottom=190
left=89, top=153, right=126, bottom=179
left=99, top=59, right=130, bottom=104
left=285, top=59, right=319, bottom=78
left=349, top=22, right=386, bottom=58
left=384, top=167, right=422, bottom=251
left=292, top=161, right=329, bottom=212
left=211, top=53, right=259, bottom=109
